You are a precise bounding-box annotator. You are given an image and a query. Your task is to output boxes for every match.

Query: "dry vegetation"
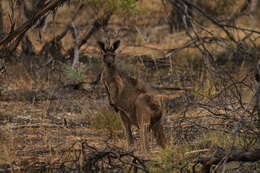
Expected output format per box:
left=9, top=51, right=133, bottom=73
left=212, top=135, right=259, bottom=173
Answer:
left=0, top=0, right=260, bottom=172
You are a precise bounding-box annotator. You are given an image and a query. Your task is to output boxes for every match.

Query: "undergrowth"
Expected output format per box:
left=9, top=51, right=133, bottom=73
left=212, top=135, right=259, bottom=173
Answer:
left=148, top=131, right=254, bottom=173
left=87, top=108, right=123, bottom=136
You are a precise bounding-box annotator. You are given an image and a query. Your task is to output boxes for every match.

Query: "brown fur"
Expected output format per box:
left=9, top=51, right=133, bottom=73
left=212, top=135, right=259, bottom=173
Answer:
left=97, top=40, right=166, bottom=151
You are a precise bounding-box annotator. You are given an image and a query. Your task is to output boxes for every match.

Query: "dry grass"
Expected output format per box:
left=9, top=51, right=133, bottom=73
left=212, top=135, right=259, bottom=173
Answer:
left=0, top=0, right=260, bottom=172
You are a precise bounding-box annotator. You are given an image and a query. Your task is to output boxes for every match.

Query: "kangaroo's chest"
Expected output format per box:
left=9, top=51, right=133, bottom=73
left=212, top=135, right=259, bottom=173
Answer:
left=101, top=70, right=140, bottom=125
left=101, top=71, right=138, bottom=107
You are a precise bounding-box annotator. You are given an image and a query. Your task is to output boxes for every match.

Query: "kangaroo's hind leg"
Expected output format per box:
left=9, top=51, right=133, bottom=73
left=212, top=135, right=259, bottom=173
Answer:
left=151, top=119, right=166, bottom=148
left=119, top=111, right=134, bottom=146
left=136, top=109, right=150, bottom=152
left=135, top=100, right=152, bottom=152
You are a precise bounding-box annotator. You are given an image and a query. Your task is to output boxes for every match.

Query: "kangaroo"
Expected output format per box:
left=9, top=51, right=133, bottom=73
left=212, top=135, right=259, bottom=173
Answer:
left=97, top=40, right=166, bottom=151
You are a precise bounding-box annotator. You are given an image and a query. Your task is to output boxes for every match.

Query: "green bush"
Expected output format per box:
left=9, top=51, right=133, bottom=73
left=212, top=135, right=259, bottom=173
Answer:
left=148, top=131, right=246, bottom=173
left=83, top=0, right=143, bottom=15
left=198, top=0, right=238, bottom=17
left=88, top=108, right=123, bottom=135
left=148, top=145, right=191, bottom=173
left=63, top=63, right=87, bottom=83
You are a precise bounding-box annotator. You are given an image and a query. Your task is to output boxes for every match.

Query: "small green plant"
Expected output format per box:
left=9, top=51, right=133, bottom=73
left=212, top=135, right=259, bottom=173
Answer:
left=148, top=145, right=191, bottom=173
left=88, top=108, right=123, bottom=135
left=64, top=63, right=87, bottom=83
left=83, top=0, right=144, bottom=15
left=148, top=131, right=245, bottom=173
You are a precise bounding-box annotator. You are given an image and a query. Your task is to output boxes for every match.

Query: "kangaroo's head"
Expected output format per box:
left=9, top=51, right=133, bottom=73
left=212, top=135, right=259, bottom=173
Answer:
left=97, top=40, right=120, bottom=66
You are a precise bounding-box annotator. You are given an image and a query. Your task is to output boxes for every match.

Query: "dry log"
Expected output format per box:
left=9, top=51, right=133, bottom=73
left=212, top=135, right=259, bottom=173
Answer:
left=197, top=148, right=260, bottom=173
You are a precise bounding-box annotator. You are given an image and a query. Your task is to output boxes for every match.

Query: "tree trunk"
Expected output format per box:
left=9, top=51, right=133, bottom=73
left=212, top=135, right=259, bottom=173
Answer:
left=255, top=60, right=260, bottom=128
left=0, top=0, right=4, bottom=34
left=167, top=0, right=194, bottom=33
left=250, top=0, right=259, bottom=28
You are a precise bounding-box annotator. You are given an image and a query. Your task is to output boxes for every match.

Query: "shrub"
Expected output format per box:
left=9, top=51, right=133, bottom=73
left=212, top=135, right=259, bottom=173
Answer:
left=148, top=145, right=191, bottom=173
left=83, top=0, right=143, bottom=15
left=63, top=63, right=87, bottom=83
left=88, top=108, right=123, bottom=136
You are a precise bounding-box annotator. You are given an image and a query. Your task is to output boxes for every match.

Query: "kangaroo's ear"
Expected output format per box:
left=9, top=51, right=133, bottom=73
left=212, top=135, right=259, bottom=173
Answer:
left=97, top=41, right=106, bottom=52
left=112, top=40, right=120, bottom=52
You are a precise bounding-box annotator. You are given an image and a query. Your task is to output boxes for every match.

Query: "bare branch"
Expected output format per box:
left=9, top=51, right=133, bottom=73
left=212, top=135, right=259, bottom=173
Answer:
left=0, top=0, right=70, bottom=47
left=197, top=148, right=260, bottom=173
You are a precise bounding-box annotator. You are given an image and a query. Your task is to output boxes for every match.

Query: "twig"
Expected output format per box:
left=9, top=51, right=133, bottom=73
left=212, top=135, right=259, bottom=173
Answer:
left=11, top=123, right=65, bottom=130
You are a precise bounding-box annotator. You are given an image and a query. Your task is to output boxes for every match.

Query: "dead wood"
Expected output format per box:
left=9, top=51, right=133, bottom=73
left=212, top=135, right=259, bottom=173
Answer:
left=70, top=22, right=80, bottom=67
left=224, top=0, right=252, bottom=22
left=197, top=148, right=260, bottom=173
left=0, top=89, right=57, bottom=102
left=81, top=141, right=149, bottom=173
left=137, top=55, right=171, bottom=69
left=154, top=86, right=190, bottom=91
left=0, top=140, right=149, bottom=173
left=0, top=0, right=70, bottom=48
left=39, top=4, right=84, bottom=59
left=21, top=35, right=35, bottom=55
left=254, top=60, right=260, bottom=128
left=0, top=0, right=3, bottom=34
left=65, top=12, right=112, bottom=58
left=38, top=28, right=68, bottom=58
left=11, top=123, right=65, bottom=130
left=167, top=0, right=193, bottom=33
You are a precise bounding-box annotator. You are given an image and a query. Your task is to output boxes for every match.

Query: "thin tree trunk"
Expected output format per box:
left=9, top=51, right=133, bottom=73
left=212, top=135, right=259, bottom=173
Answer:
left=255, top=60, right=260, bottom=128
left=0, top=0, right=3, bottom=34
left=250, top=0, right=258, bottom=28
left=167, top=0, right=193, bottom=33
left=70, top=22, right=79, bottom=68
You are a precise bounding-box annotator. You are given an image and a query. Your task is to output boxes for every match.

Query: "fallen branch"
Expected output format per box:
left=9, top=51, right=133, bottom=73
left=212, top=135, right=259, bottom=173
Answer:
left=184, top=149, right=210, bottom=158
left=11, top=123, right=65, bottom=130
left=197, top=148, right=260, bottom=173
